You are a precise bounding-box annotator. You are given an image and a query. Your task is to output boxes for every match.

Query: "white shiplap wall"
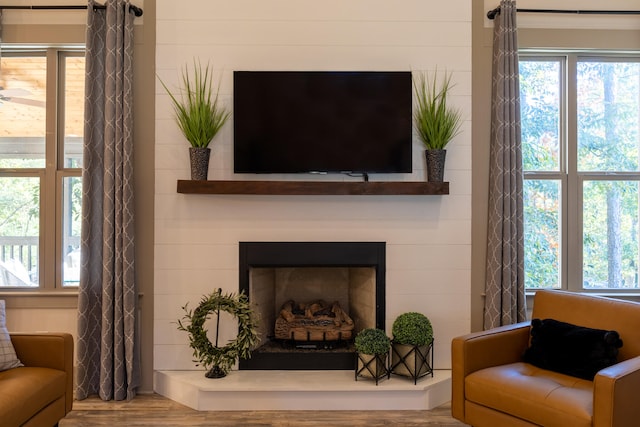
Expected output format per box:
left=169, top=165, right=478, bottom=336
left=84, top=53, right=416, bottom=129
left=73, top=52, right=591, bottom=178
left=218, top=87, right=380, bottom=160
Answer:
left=154, top=0, right=472, bottom=373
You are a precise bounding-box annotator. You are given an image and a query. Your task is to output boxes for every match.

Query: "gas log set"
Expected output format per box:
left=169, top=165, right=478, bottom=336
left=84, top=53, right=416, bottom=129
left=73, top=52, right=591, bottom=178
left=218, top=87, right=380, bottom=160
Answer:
left=275, top=300, right=355, bottom=343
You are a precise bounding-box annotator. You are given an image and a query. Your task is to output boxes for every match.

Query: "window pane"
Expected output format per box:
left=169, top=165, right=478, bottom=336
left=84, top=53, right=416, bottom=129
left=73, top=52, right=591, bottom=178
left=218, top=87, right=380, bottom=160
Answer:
left=577, top=61, right=640, bottom=172
left=519, top=60, right=561, bottom=172
left=0, top=56, right=47, bottom=168
left=64, top=56, right=85, bottom=168
left=0, top=177, right=40, bottom=287
left=62, top=177, right=82, bottom=287
left=524, top=179, right=561, bottom=289
left=583, top=180, right=639, bottom=290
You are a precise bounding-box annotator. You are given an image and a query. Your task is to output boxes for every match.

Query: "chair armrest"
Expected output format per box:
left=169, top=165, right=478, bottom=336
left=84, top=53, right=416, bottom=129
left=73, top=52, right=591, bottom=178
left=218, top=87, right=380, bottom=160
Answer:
left=10, top=332, right=74, bottom=414
left=594, top=356, right=640, bottom=427
left=451, top=322, right=531, bottom=422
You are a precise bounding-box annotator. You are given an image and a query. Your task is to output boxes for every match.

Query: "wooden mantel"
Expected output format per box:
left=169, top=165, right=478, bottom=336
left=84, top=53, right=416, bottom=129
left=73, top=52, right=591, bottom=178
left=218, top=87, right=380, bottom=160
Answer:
left=176, top=180, right=449, bottom=195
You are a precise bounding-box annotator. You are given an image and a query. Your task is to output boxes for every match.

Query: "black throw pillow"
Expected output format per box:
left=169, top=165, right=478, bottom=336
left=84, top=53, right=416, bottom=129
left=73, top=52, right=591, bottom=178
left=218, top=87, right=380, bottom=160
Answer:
left=523, top=318, right=623, bottom=380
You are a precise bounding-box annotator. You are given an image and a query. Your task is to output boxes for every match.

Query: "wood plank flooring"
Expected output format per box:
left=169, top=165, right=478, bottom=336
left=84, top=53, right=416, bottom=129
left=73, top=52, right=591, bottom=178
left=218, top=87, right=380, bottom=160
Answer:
left=59, top=394, right=469, bottom=426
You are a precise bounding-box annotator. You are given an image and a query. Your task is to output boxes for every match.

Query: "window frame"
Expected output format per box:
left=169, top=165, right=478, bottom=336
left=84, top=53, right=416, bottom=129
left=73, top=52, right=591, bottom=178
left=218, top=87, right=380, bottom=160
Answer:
left=0, top=47, right=84, bottom=292
left=521, top=50, right=640, bottom=295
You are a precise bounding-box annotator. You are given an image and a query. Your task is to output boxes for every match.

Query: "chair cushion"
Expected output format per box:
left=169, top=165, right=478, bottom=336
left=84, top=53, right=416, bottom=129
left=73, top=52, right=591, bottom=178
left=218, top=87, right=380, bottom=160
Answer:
left=466, top=362, right=593, bottom=427
left=523, top=318, right=622, bottom=380
left=0, top=366, right=66, bottom=426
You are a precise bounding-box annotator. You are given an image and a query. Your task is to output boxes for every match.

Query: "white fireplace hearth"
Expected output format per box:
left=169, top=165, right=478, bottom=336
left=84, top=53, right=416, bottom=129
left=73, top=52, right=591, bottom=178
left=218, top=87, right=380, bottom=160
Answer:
left=153, top=241, right=452, bottom=411
left=154, top=238, right=466, bottom=410
left=154, top=369, right=452, bottom=411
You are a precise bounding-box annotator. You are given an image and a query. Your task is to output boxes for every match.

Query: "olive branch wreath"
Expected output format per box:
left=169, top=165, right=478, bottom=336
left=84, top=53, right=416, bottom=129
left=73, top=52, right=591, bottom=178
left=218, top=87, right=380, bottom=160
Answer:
left=177, top=289, right=259, bottom=377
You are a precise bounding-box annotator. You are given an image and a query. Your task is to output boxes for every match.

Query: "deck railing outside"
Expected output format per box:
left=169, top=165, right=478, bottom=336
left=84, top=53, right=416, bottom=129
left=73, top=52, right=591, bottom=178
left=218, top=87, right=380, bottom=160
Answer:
left=0, top=236, right=80, bottom=287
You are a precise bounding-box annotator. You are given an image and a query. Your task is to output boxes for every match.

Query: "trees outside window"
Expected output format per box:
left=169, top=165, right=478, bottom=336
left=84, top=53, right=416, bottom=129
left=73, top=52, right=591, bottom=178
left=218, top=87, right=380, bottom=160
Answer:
left=0, top=49, right=84, bottom=289
left=521, top=53, right=640, bottom=292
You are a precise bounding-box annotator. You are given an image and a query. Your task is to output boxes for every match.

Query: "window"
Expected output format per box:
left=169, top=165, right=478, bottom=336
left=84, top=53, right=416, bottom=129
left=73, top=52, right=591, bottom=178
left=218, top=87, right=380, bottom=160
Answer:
left=521, top=52, right=640, bottom=292
left=0, top=48, right=84, bottom=289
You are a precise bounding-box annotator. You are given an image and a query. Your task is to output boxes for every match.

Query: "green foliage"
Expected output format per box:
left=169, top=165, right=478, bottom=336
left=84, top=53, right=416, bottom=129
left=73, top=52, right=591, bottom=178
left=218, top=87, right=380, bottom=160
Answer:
left=582, top=181, right=638, bottom=288
left=523, top=179, right=560, bottom=289
left=520, top=60, right=564, bottom=289
left=354, top=328, right=391, bottom=355
left=413, top=70, right=463, bottom=150
left=0, top=176, right=42, bottom=282
left=521, top=59, right=640, bottom=290
left=177, top=290, right=259, bottom=375
left=519, top=60, right=560, bottom=172
left=158, top=59, right=230, bottom=148
left=576, top=62, right=639, bottom=172
left=71, top=178, right=82, bottom=233
left=0, top=176, right=40, bottom=237
left=391, top=312, right=433, bottom=346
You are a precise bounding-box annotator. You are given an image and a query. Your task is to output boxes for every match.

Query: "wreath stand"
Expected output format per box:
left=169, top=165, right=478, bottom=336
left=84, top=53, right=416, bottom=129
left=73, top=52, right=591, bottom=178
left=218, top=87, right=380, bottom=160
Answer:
left=205, top=290, right=226, bottom=379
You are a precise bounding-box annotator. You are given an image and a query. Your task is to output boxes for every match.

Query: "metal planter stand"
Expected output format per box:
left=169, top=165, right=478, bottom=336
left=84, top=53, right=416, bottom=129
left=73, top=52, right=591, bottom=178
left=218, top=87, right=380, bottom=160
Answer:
left=355, top=352, right=390, bottom=385
left=390, top=341, right=434, bottom=384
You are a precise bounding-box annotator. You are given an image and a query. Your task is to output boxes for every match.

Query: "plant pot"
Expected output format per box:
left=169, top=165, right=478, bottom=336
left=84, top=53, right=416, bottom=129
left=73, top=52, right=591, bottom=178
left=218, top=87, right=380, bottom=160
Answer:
left=425, top=149, right=446, bottom=182
left=390, top=342, right=434, bottom=384
left=189, top=147, right=211, bottom=180
left=355, top=352, right=389, bottom=385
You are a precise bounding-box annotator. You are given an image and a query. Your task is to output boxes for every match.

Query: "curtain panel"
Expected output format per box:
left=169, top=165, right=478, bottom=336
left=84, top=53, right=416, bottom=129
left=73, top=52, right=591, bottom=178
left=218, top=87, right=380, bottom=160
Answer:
left=484, top=0, right=527, bottom=329
left=76, top=0, right=139, bottom=401
left=0, top=10, right=3, bottom=66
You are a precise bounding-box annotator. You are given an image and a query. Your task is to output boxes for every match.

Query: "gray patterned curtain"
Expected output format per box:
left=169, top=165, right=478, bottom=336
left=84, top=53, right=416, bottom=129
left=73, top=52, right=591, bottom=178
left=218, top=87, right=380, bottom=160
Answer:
left=484, top=0, right=526, bottom=329
left=76, top=0, right=139, bottom=401
left=0, top=9, right=3, bottom=68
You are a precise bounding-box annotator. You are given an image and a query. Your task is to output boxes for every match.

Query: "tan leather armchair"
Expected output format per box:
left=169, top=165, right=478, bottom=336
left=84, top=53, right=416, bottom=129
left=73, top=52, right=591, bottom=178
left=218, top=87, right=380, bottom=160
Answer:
left=1, top=332, right=74, bottom=427
left=452, top=290, right=640, bottom=427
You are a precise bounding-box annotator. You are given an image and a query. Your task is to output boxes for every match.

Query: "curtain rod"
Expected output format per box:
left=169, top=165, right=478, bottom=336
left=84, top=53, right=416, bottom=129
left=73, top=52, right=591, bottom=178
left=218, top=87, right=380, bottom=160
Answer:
left=487, top=7, right=640, bottom=20
left=0, top=4, right=143, bottom=17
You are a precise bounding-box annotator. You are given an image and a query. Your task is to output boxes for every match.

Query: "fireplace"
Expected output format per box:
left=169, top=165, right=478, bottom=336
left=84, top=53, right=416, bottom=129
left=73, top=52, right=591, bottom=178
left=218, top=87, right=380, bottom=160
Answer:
left=238, top=241, right=386, bottom=370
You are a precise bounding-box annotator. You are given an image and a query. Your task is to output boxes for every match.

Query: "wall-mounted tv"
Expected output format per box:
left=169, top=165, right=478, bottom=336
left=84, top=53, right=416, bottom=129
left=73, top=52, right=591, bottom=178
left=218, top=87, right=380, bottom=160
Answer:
left=233, top=71, right=413, bottom=175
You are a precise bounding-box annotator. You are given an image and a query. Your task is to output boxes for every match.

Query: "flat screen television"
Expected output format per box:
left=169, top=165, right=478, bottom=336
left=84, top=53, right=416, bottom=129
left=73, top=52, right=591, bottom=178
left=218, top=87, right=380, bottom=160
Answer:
left=233, top=71, right=413, bottom=174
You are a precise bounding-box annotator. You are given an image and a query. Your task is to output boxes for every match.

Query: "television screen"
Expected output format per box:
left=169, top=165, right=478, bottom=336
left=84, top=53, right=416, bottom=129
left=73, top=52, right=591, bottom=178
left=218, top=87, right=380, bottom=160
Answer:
left=233, top=71, right=412, bottom=174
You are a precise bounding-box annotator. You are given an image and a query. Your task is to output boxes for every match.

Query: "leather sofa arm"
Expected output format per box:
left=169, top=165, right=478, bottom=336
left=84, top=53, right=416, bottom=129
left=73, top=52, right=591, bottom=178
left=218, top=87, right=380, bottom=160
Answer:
left=10, top=332, right=73, bottom=372
left=451, top=322, right=531, bottom=422
left=594, top=356, right=640, bottom=427
left=10, top=332, right=74, bottom=414
left=452, top=322, right=531, bottom=374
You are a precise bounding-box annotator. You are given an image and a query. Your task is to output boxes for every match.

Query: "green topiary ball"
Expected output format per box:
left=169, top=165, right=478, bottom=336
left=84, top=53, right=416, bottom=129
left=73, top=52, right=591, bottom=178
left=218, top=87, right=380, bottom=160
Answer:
left=354, top=328, right=391, bottom=355
left=392, top=312, right=433, bottom=346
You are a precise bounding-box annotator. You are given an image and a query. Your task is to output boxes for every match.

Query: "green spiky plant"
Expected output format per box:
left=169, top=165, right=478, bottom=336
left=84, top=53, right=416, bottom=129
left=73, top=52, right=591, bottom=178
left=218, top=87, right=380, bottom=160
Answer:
left=159, top=59, right=230, bottom=148
left=413, top=70, right=463, bottom=150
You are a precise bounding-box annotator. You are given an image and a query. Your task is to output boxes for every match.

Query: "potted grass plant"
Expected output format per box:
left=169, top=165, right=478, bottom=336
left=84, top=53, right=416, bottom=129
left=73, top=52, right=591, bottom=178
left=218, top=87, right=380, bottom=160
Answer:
left=159, top=59, right=230, bottom=180
left=354, top=328, right=391, bottom=385
left=413, top=70, right=463, bottom=183
left=390, top=312, right=434, bottom=383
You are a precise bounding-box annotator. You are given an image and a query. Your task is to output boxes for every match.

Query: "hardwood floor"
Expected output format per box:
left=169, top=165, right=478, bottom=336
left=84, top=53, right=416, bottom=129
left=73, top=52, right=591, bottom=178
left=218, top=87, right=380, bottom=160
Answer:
left=59, top=394, right=469, bottom=426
